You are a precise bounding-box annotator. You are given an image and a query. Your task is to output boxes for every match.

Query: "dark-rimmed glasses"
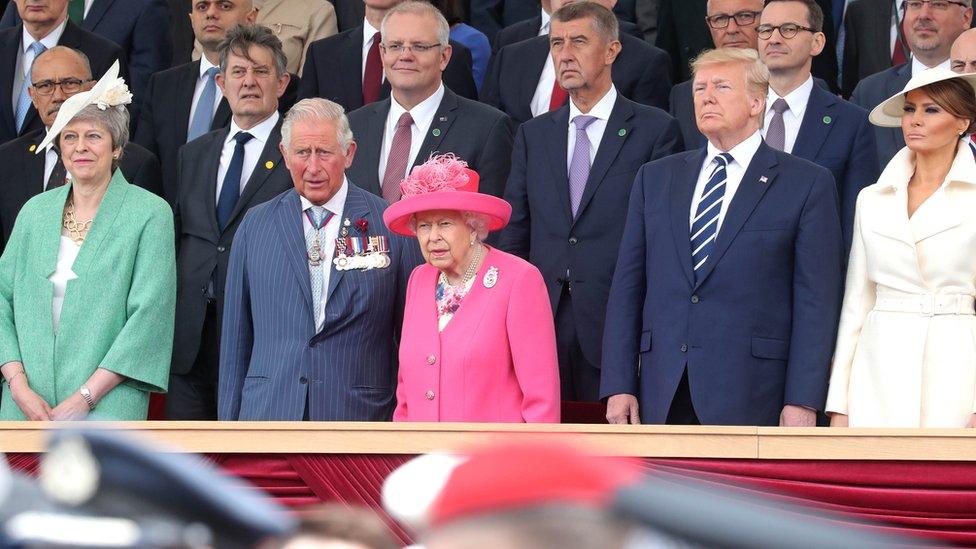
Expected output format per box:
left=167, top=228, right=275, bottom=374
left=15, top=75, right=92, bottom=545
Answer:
left=756, top=23, right=818, bottom=39
left=705, top=10, right=761, bottom=29
left=380, top=42, right=443, bottom=55
left=902, top=0, right=969, bottom=10
left=30, top=78, right=88, bottom=96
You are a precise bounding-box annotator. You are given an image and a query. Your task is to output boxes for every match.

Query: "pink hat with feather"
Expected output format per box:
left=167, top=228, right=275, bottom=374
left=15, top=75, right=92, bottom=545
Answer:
left=382, top=154, right=512, bottom=237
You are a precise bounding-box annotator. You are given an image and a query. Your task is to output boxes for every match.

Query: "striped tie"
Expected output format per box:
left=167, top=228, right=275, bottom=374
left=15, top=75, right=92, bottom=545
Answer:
left=691, top=153, right=733, bottom=279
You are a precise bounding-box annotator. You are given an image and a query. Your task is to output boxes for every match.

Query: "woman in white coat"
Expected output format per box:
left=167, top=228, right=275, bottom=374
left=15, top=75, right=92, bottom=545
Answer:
left=827, top=69, right=976, bottom=428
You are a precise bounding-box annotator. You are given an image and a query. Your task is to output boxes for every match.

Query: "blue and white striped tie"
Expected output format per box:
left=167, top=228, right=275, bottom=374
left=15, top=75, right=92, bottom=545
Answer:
left=691, top=153, right=733, bottom=279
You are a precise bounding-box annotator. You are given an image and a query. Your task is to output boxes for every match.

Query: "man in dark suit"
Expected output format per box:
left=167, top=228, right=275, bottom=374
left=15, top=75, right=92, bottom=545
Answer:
left=169, top=25, right=295, bottom=420
left=492, top=0, right=641, bottom=54
left=346, top=1, right=513, bottom=201
left=0, top=0, right=123, bottom=143
left=0, top=45, right=160, bottom=251
left=482, top=1, right=671, bottom=124
left=298, top=0, right=477, bottom=112
left=469, top=0, right=537, bottom=43
left=1, top=0, right=172, bottom=129
left=840, top=0, right=899, bottom=99
left=498, top=3, right=682, bottom=403
left=168, top=0, right=193, bottom=65
left=851, top=0, right=972, bottom=170
left=600, top=48, right=844, bottom=426
left=219, top=97, right=422, bottom=421
left=330, top=0, right=365, bottom=32
left=759, top=0, right=878, bottom=250
left=134, top=2, right=299, bottom=205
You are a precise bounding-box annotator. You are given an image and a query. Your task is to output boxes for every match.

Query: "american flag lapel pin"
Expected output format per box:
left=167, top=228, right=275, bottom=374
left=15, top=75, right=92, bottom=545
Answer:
left=759, top=176, right=768, bottom=184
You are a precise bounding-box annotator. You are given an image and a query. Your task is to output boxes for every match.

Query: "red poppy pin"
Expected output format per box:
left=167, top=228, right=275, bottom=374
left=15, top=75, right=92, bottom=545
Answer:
left=354, top=218, right=369, bottom=233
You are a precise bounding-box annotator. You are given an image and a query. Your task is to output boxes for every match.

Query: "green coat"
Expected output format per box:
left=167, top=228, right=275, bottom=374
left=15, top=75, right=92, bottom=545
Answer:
left=0, top=170, right=175, bottom=420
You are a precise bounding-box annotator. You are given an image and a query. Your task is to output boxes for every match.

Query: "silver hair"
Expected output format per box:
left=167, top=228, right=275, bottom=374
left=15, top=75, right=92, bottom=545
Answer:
left=63, top=103, right=129, bottom=156
left=218, top=24, right=288, bottom=77
left=407, top=210, right=490, bottom=242
left=280, top=98, right=355, bottom=154
left=381, top=1, right=451, bottom=49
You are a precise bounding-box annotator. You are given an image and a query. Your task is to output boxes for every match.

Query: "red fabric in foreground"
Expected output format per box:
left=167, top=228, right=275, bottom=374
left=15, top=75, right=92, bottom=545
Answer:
left=9, top=454, right=976, bottom=546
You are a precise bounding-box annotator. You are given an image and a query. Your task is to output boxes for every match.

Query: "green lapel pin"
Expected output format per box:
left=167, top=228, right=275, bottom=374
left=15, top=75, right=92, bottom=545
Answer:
left=822, top=115, right=832, bottom=124
left=432, top=128, right=441, bottom=137
left=618, top=128, right=627, bottom=137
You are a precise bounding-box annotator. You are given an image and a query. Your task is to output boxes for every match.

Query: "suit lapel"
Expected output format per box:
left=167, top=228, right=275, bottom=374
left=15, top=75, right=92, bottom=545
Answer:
left=225, top=123, right=284, bottom=227
left=326, top=185, right=370, bottom=303
left=544, top=106, right=573, bottom=224
left=911, top=188, right=961, bottom=243
left=175, top=61, right=200, bottom=142
left=212, top=99, right=232, bottom=130
left=80, top=0, right=114, bottom=31
left=693, top=143, right=778, bottom=289
left=520, top=38, right=550, bottom=111
left=203, top=128, right=229, bottom=236
left=792, top=86, right=835, bottom=160
left=413, top=89, right=458, bottom=168
left=669, top=150, right=705, bottom=287
left=275, top=190, right=314, bottom=313
left=575, top=97, right=633, bottom=222
left=70, top=170, right=127, bottom=277
left=25, top=130, right=45, bottom=192
left=360, top=99, right=389, bottom=195
left=346, top=27, right=367, bottom=105
left=0, top=27, right=19, bottom=135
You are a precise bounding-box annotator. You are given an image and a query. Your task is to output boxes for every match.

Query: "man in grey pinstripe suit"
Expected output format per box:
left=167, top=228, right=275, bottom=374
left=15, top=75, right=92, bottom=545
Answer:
left=218, top=98, right=423, bottom=421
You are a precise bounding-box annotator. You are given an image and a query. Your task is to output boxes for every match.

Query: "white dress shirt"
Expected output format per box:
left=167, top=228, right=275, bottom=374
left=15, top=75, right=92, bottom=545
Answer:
left=215, top=111, right=280, bottom=200
left=42, top=142, right=64, bottom=189
left=566, top=86, right=617, bottom=171
left=529, top=54, right=558, bottom=118
left=689, top=130, right=763, bottom=233
left=377, top=83, right=444, bottom=184
left=301, top=179, right=348, bottom=331
left=762, top=75, right=814, bottom=154
left=187, top=55, right=224, bottom=136
left=49, top=236, right=80, bottom=333
left=13, top=19, right=66, bottom=113
left=539, top=8, right=551, bottom=35
left=911, top=56, right=951, bottom=76
left=361, top=17, right=383, bottom=82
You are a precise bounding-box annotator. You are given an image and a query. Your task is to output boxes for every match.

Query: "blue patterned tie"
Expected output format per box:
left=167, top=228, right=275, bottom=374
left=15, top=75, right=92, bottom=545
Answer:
left=15, top=41, right=46, bottom=133
left=216, top=131, right=253, bottom=231
left=305, top=205, right=331, bottom=329
left=188, top=66, right=220, bottom=141
left=691, top=153, right=733, bottom=279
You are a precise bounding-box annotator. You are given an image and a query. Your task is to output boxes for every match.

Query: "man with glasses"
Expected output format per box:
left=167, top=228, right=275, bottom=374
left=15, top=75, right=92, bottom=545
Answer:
left=759, top=0, right=877, bottom=252
left=346, top=1, right=513, bottom=202
left=851, top=0, right=973, bottom=169
left=0, top=46, right=161, bottom=252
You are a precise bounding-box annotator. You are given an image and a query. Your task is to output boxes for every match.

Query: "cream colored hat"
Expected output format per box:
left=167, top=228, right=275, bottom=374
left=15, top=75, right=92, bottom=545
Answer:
left=869, top=67, right=976, bottom=128
left=35, top=60, right=132, bottom=153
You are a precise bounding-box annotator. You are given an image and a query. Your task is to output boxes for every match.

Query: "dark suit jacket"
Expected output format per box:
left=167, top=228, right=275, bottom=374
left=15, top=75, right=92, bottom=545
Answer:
left=218, top=185, right=422, bottom=421
left=329, top=0, right=365, bottom=33
left=469, top=0, right=538, bottom=43
left=600, top=141, right=844, bottom=425
left=0, top=128, right=162, bottom=251
left=346, top=87, right=514, bottom=199
left=498, top=95, right=683, bottom=368
left=171, top=120, right=294, bottom=376
left=841, top=0, right=894, bottom=99
left=167, top=0, right=193, bottom=66
left=298, top=26, right=478, bottom=112
left=0, top=21, right=125, bottom=143
left=1, top=0, right=173, bottom=128
left=482, top=33, right=671, bottom=124
left=133, top=59, right=300, bottom=205
left=850, top=61, right=910, bottom=171
left=492, top=15, right=643, bottom=54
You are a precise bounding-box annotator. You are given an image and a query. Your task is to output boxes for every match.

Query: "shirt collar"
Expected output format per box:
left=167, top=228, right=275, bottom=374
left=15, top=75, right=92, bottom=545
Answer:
left=22, top=18, right=67, bottom=53
left=199, top=55, right=219, bottom=79
left=882, top=140, right=976, bottom=190
left=568, top=85, right=617, bottom=124
left=911, top=56, right=951, bottom=76
left=766, top=75, right=814, bottom=120
left=707, top=129, right=763, bottom=169
left=227, top=111, right=279, bottom=146
left=540, top=9, right=551, bottom=35
left=363, top=18, right=380, bottom=50
left=300, top=177, right=349, bottom=214
left=389, top=83, right=445, bottom=129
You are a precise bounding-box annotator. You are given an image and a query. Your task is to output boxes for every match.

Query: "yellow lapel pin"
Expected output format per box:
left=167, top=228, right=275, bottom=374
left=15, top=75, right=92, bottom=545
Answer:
left=265, top=160, right=274, bottom=170
left=28, top=144, right=36, bottom=152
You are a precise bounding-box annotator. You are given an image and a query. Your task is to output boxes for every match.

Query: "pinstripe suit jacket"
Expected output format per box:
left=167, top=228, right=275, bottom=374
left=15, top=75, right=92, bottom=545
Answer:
left=217, top=184, right=422, bottom=421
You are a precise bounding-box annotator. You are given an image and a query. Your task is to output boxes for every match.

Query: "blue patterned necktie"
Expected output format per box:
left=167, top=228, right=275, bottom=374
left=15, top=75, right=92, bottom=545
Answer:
left=691, top=153, right=733, bottom=280
left=15, top=41, right=46, bottom=133
left=216, top=131, right=253, bottom=231
left=305, top=205, right=331, bottom=329
left=569, top=114, right=597, bottom=216
left=188, top=66, right=220, bottom=141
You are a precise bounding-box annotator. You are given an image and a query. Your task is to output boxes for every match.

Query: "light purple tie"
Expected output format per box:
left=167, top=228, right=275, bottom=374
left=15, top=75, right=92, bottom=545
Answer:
left=766, top=98, right=789, bottom=151
left=569, top=115, right=597, bottom=216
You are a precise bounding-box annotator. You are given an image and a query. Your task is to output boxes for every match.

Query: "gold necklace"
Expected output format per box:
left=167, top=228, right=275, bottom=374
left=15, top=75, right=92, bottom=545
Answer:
left=62, top=200, right=93, bottom=245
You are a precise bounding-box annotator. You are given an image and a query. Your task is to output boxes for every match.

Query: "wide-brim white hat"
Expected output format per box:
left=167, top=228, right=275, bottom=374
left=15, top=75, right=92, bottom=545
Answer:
left=869, top=67, right=976, bottom=128
left=35, top=60, right=131, bottom=153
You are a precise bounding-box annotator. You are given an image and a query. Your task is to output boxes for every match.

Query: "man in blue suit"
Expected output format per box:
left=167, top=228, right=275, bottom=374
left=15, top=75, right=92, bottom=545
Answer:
left=758, top=0, right=877, bottom=250
left=498, top=2, right=682, bottom=403
left=850, top=0, right=972, bottom=170
left=219, top=98, right=422, bottom=421
left=600, top=48, right=844, bottom=426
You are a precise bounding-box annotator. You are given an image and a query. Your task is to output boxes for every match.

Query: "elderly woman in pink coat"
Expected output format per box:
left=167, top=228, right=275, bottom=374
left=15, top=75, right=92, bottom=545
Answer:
left=383, top=155, right=560, bottom=423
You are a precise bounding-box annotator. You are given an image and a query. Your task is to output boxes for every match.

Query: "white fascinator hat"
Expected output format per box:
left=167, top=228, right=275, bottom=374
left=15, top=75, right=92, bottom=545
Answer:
left=35, top=60, right=133, bottom=153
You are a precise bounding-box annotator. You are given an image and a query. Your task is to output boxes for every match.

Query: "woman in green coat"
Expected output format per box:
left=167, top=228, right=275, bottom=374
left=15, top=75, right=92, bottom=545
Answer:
left=0, top=63, right=175, bottom=420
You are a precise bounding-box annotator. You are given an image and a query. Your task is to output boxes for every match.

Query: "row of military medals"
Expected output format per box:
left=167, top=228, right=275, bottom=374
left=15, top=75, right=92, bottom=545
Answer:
left=308, top=217, right=391, bottom=271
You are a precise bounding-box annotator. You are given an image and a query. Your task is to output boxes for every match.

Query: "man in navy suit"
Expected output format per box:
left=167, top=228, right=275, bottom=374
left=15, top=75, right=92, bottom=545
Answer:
left=219, top=98, right=421, bottom=421
left=600, top=48, right=844, bottom=426
left=469, top=0, right=538, bottom=43
left=499, top=2, right=681, bottom=403
left=492, top=0, right=642, bottom=54
left=1, top=0, right=173, bottom=129
left=758, top=0, right=877, bottom=250
left=850, top=0, right=972, bottom=170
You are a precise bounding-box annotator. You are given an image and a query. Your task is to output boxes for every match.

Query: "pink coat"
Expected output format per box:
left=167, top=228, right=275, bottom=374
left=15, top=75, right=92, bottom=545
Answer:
left=394, top=247, right=560, bottom=422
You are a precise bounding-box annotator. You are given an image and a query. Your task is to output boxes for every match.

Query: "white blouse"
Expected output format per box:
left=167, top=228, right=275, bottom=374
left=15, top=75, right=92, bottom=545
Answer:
left=49, top=236, right=80, bottom=333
